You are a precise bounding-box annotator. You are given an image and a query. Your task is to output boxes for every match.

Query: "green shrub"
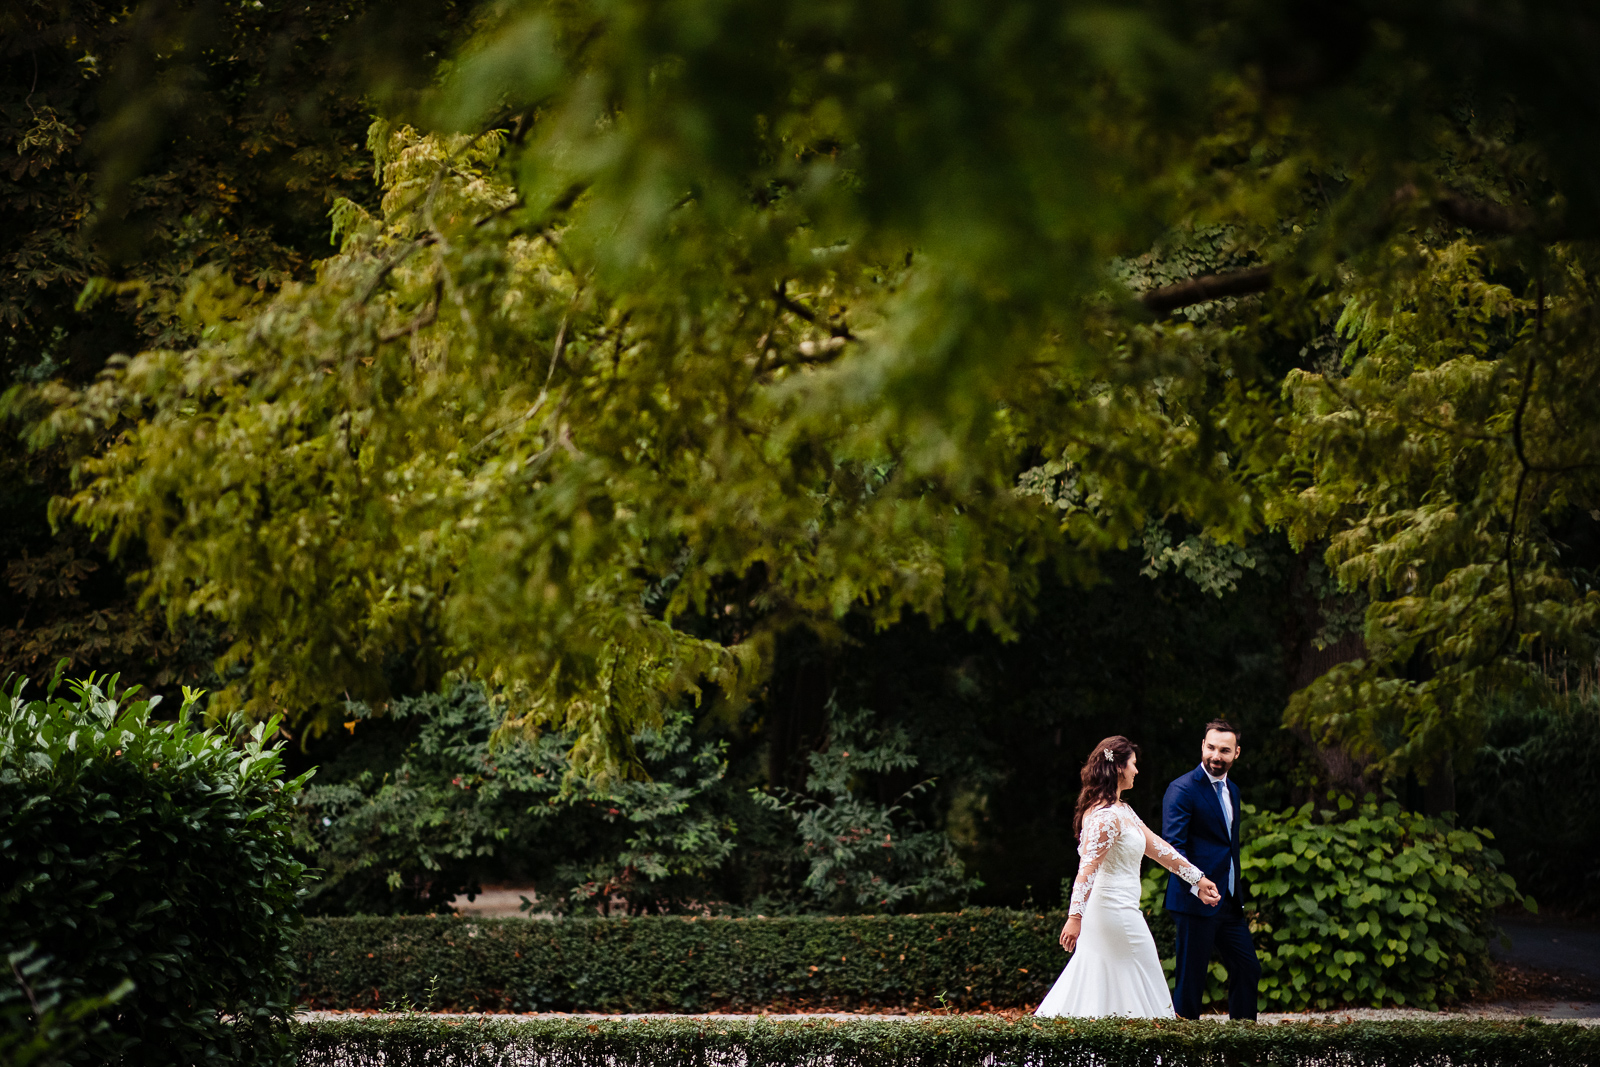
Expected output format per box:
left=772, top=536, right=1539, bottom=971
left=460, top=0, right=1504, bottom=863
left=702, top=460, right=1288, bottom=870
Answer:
left=0, top=673, right=310, bottom=1066
left=291, top=1016, right=1600, bottom=1067
left=751, top=701, right=980, bottom=913
left=296, top=910, right=1067, bottom=1011
left=295, top=685, right=738, bottom=916
left=1140, top=798, right=1523, bottom=1010
left=298, top=686, right=976, bottom=918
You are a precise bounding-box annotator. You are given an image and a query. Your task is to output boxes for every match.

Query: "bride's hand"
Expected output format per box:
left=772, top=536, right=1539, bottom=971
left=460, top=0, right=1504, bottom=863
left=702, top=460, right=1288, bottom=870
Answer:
left=1059, top=916, right=1082, bottom=952
left=1196, top=877, right=1221, bottom=906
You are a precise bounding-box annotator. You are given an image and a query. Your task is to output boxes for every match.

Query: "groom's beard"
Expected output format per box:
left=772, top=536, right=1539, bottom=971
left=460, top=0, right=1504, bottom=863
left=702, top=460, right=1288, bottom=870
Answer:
left=1204, top=758, right=1232, bottom=776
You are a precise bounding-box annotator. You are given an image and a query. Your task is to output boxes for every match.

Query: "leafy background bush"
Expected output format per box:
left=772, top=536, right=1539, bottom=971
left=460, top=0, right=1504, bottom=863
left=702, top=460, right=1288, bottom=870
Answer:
left=1, top=674, right=308, bottom=1066
left=295, top=910, right=1064, bottom=1011
left=294, top=684, right=738, bottom=916
left=751, top=702, right=979, bottom=912
left=1139, top=799, right=1524, bottom=1011
left=295, top=684, right=976, bottom=916
left=289, top=1016, right=1600, bottom=1067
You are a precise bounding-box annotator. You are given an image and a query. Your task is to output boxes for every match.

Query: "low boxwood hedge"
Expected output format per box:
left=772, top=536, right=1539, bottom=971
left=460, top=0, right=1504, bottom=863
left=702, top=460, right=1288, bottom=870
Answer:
left=292, top=1016, right=1600, bottom=1067
left=297, top=911, right=1068, bottom=1011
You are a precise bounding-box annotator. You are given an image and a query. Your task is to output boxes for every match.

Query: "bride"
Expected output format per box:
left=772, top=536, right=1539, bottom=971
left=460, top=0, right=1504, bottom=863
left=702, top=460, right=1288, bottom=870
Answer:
left=1035, top=735, right=1221, bottom=1018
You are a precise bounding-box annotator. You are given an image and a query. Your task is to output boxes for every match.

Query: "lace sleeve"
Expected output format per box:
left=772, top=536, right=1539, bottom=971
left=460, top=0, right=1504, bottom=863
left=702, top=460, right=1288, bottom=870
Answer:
left=1067, top=806, right=1123, bottom=917
left=1134, top=812, right=1203, bottom=885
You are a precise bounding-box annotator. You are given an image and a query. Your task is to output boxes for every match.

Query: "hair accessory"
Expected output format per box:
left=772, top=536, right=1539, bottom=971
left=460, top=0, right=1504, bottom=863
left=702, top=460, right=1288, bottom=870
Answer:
left=1103, top=748, right=1116, bottom=762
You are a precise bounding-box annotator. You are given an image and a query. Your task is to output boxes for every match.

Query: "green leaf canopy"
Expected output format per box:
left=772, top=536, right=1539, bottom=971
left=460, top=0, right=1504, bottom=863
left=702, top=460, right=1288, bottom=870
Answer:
left=24, top=1, right=1600, bottom=779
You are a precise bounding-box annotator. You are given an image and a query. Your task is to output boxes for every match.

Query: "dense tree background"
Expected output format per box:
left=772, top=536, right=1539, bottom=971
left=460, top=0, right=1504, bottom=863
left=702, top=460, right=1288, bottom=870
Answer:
left=2, top=0, right=465, bottom=694
left=5, top=0, right=1600, bottom=916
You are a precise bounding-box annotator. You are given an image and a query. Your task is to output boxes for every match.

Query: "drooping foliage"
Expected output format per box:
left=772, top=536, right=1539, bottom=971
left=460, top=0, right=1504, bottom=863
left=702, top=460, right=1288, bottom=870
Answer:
left=15, top=0, right=1600, bottom=789
left=1, top=0, right=465, bottom=695
left=1271, top=242, right=1600, bottom=779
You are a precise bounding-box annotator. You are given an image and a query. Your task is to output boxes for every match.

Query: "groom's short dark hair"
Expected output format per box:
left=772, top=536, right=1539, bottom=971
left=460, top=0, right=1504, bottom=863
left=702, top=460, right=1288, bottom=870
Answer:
left=1204, top=719, right=1241, bottom=743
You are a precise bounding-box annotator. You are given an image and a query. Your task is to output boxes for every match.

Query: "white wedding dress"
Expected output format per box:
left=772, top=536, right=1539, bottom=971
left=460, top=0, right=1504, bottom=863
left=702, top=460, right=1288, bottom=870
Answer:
left=1035, top=801, right=1203, bottom=1018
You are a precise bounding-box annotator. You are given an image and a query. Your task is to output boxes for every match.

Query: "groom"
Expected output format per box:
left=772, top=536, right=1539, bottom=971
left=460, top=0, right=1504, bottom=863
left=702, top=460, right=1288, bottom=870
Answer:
left=1161, top=720, right=1261, bottom=1020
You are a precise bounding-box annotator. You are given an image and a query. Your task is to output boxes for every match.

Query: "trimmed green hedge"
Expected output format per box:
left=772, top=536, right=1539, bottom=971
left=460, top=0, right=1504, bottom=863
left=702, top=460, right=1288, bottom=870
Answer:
left=297, top=911, right=1067, bottom=1011
left=292, top=1016, right=1600, bottom=1067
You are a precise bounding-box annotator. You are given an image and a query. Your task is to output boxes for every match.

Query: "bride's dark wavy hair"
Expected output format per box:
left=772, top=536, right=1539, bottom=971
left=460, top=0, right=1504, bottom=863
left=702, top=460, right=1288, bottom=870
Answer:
left=1073, top=736, right=1140, bottom=836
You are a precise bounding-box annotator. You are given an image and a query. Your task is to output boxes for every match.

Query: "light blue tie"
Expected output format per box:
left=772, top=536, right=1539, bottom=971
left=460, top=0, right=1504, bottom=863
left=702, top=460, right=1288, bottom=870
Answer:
left=1214, top=781, right=1235, bottom=896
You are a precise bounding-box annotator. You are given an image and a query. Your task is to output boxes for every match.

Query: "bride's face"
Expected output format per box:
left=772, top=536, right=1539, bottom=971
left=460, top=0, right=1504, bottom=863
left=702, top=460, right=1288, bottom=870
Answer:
left=1119, top=753, right=1138, bottom=790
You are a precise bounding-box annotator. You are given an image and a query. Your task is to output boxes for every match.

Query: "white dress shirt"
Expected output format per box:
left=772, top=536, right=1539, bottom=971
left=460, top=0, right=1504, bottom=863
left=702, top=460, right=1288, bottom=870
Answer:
left=1204, top=766, right=1234, bottom=827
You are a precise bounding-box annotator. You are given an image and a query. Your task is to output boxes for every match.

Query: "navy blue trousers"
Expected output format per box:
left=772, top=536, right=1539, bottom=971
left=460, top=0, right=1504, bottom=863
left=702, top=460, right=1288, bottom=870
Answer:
left=1171, top=899, right=1261, bottom=1020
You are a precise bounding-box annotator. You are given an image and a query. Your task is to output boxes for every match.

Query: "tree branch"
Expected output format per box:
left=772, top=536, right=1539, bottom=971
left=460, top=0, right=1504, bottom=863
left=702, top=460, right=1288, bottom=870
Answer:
left=1138, top=265, right=1274, bottom=315
left=1434, top=193, right=1576, bottom=241
left=1436, top=195, right=1535, bottom=236
left=774, top=281, right=855, bottom=340
left=377, top=280, right=442, bottom=342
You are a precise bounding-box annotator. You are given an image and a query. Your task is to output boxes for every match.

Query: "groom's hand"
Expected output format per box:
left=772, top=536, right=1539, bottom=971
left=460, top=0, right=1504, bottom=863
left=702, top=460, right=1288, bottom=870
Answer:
left=1059, top=916, right=1082, bottom=952
left=1196, top=877, right=1221, bottom=906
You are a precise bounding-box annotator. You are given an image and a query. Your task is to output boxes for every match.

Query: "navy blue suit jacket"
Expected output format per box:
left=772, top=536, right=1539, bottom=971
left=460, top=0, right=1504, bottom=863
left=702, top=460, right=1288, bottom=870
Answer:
left=1162, top=764, right=1245, bottom=916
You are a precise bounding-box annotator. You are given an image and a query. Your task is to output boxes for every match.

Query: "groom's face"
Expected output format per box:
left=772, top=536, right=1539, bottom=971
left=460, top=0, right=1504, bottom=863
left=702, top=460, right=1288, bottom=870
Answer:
left=1201, top=729, right=1240, bottom=777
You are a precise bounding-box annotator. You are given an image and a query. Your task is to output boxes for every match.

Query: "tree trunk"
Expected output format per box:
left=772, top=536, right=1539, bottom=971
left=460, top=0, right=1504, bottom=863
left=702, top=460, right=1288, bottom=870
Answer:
left=1284, top=551, right=1382, bottom=798
left=1423, top=753, right=1457, bottom=816
left=764, top=630, right=835, bottom=789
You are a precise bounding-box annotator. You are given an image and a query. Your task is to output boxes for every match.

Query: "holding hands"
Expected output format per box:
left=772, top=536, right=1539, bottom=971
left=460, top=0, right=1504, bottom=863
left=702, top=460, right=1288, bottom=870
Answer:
left=1058, top=877, right=1218, bottom=955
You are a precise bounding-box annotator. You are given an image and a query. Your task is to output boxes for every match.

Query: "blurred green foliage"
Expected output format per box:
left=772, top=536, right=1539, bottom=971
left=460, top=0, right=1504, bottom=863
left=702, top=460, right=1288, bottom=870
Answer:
left=1, top=945, right=132, bottom=1067
left=296, top=683, right=739, bottom=915
left=0, top=672, right=309, bottom=1066
left=10, top=0, right=1600, bottom=802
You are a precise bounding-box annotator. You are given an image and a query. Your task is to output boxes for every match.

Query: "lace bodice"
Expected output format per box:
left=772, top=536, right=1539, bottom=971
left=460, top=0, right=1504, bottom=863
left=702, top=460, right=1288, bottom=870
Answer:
left=1068, top=802, right=1203, bottom=917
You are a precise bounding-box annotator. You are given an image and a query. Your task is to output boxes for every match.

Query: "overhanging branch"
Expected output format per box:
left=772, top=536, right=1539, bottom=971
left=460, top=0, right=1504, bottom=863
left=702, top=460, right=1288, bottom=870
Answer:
left=774, top=281, right=855, bottom=340
left=1138, top=264, right=1275, bottom=315
left=1436, top=195, right=1539, bottom=237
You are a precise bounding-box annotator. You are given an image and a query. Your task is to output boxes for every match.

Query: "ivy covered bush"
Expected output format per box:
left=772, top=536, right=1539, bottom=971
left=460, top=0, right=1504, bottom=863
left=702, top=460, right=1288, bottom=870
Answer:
left=1142, top=798, right=1525, bottom=1010
left=1, top=672, right=309, bottom=1066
